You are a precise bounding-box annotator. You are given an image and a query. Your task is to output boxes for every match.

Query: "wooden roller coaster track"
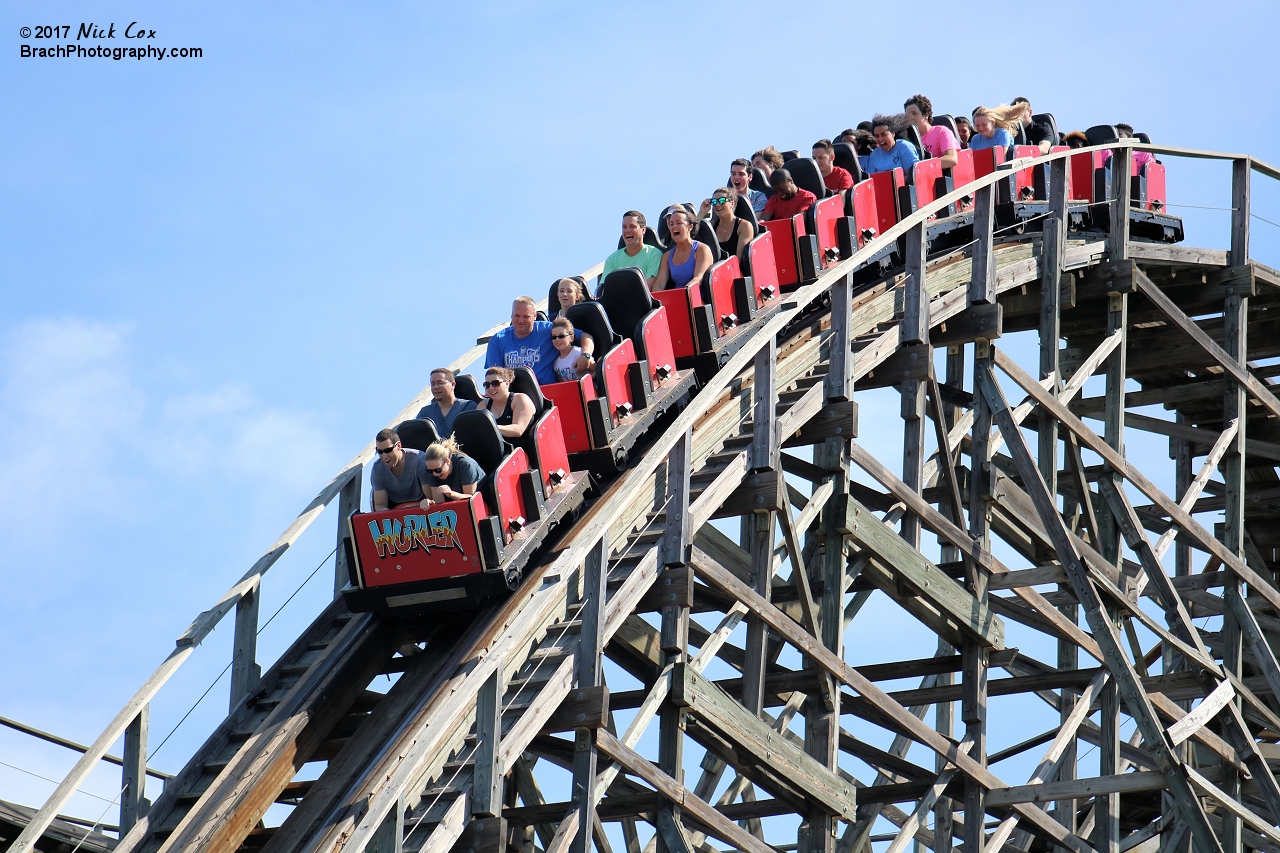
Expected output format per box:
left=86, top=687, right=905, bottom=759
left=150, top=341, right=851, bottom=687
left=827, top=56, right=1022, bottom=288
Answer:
left=11, top=140, right=1280, bottom=853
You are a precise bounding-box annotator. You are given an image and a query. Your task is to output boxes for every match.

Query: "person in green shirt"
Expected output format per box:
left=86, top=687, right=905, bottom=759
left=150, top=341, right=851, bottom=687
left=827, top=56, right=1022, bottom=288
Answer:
left=601, top=210, right=662, bottom=288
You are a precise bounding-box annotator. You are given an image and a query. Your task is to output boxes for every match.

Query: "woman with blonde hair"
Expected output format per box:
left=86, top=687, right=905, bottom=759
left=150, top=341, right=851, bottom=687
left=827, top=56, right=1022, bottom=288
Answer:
left=550, top=277, right=589, bottom=321
left=420, top=436, right=485, bottom=506
left=968, top=105, right=1020, bottom=152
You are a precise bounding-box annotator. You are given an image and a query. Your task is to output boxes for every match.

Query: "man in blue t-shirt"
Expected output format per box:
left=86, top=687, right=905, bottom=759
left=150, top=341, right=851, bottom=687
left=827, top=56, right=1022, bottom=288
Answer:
left=486, top=296, right=595, bottom=385
left=861, top=118, right=920, bottom=175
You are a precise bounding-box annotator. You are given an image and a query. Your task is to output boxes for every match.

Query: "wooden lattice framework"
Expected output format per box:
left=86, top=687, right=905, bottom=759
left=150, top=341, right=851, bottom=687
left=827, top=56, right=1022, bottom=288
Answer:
left=10, top=142, right=1280, bottom=853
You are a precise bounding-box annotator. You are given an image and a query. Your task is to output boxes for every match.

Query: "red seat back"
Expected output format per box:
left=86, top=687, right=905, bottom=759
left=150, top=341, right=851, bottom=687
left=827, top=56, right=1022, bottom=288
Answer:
left=1013, top=145, right=1040, bottom=201
left=868, top=169, right=903, bottom=236
left=532, top=407, right=571, bottom=493
left=1070, top=150, right=1105, bottom=202
left=809, top=195, right=844, bottom=263
left=541, top=378, right=594, bottom=454
left=637, top=305, right=678, bottom=385
left=704, top=256, right=741, bottom=336
left=600, top=338, right=639, bottom=428
left=746, top=231, right=780, bottom=304
left=1142, top=161, right=1167, bottom=211
left=492, top=448, right=532, bottom=543
left=951, top=149, right=976, bottom=208
left=653, top=289, right=696, bottom=359
left=850, top=179, right=878, bottom=246
left=971, top=146, right=1007, bottom=179
left=762, top=217, right=799, bottom=286
left=910, top=159, right=945, bottom=218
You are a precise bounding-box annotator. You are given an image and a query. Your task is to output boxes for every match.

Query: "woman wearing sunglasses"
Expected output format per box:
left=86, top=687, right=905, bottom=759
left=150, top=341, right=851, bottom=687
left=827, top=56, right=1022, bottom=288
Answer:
left=478, top=367, right=536, bottom=440
left=421, top=436, right=484, bottom=506
left=698, top=186, right=754, bottom=263
left=653, top=205, right=714, bottom=292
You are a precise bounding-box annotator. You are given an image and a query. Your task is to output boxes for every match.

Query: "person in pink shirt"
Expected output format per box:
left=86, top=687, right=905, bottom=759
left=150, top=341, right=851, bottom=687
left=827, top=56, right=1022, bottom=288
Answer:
left=904, top=94, right=959, bottom=170
left=1110, top=123, right=1158, bottom=176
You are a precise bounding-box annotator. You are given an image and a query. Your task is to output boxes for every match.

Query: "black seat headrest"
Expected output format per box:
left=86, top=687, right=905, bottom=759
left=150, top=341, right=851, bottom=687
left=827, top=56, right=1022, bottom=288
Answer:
left=452, top=410, right=508, bottom=477
left=454, top=374, right=482, bottom=403
left=656, top=204, right=698, bottom=247
left=934, top=115, right=959, bottom=140
left=781, top=150, right=800, bottom=162
left=1135, top=132, right=1152, bottom=145
left=565, top=302, right=621, bottom=355
left=749, top=167, right=773, bottom=196
left=509, top=366, right=549, bottom=416
left=1032, top=113, right=1060, bottom=146
left=784, top=157, right=827, bottom=199
left=598, top=268, right=659, bottom=343
left=1085, top=125, right=1119, bottom=146
left=905, top=125, right=925, bottom=159
left=733, top=195, right=759, bottom=233
left=1012, top=123, right=1029, bottom=146
left=616, top=226, right=666, bottom=252
left=832, top=142, right=865, bottom=183
left=694, top=218, right=724, bottom=262
left=394, top=418, right=441, bottom=451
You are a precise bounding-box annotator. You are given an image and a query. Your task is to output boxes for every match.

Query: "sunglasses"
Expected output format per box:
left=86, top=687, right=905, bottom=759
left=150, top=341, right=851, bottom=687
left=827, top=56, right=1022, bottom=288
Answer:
left=483, top=379, right=505, bottom=388
left=376, top=445, right=397, bottom=456
left=551, top=333, right=572, bottom=340
left=710, top=197, right=729, bottom=206
left=427, top=464, right=446, bottom=474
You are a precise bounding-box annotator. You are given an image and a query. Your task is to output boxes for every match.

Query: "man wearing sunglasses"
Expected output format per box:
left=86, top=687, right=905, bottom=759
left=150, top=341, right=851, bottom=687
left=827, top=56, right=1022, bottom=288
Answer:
left=370, top=428, right=431, bottom=512
left=485, top=296, right=594, bottom=385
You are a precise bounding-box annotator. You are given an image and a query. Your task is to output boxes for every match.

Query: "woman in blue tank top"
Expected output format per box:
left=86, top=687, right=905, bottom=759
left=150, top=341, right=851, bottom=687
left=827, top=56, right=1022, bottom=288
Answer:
left=654, top=205, right=714, bottom=291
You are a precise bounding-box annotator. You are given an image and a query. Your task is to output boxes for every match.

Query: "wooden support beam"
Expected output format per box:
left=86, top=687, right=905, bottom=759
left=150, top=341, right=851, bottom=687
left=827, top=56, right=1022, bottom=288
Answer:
left=595, top=729, right=781, bottom=853
left=663, top=431, right=693, bottom=568
left=974, top=363, right=1223, bottom=853
left=835, top=495, right=1004, bottom=648
left=119, top=707, right=149, bottom=835
left=970, top=185, right=997, bottom=304
left=990, top=347, right=1280, bottom=615
left=689, top=548, right=1099, bottom=853
left=985, top=771, right=1166, bottom=808
left=334, top=469, right=362, bottom=597
left=672, top=664, right=857, bottom=820
left=230, top=582, right=261, bottom=712
left=1131, top=266, right=1280, bottom=423
left=473, top=667, right=503, bottom=818
left=931, top=302, right=1002, bottom=347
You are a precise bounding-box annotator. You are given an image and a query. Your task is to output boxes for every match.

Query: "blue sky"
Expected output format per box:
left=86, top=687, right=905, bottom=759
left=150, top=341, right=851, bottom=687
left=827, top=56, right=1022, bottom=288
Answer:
left=3, top=0, right=1280, bottom=838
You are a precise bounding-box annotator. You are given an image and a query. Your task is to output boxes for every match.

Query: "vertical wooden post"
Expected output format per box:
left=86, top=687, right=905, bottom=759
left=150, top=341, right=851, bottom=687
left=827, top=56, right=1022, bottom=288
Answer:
left=963, top=340, right=992, bottom=853
left=230, top=582, right=261, bottom=712
left=901, top=222, right=929, bottom=550
left=1221, top=225, right=1249, bottom=853
left=802, top=275, right=852, bottom=853
left=1107, top=147, right=1131, bottom=261
left=1230, top=158, right=1251, bottom=267
left=571, top=538, right=608, bottom=853
left=1039, top=155, right=1077, bottom=850
left=474, top=666, right=503, bottom=818
left=657, top=438, right=690, bottom=853
left=1096, top=291, right=1127, bottom=565
left=119, top=705, right=149, bottom=834
left=334, top=467, right=363, bottom=597
left=935, top=342, right=964, bottom=853
left=1095, top=679, right=1120, bottom=853
left=744, top=342, right=778, bottom=716
left=969, top=186, right=996, bottom=305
